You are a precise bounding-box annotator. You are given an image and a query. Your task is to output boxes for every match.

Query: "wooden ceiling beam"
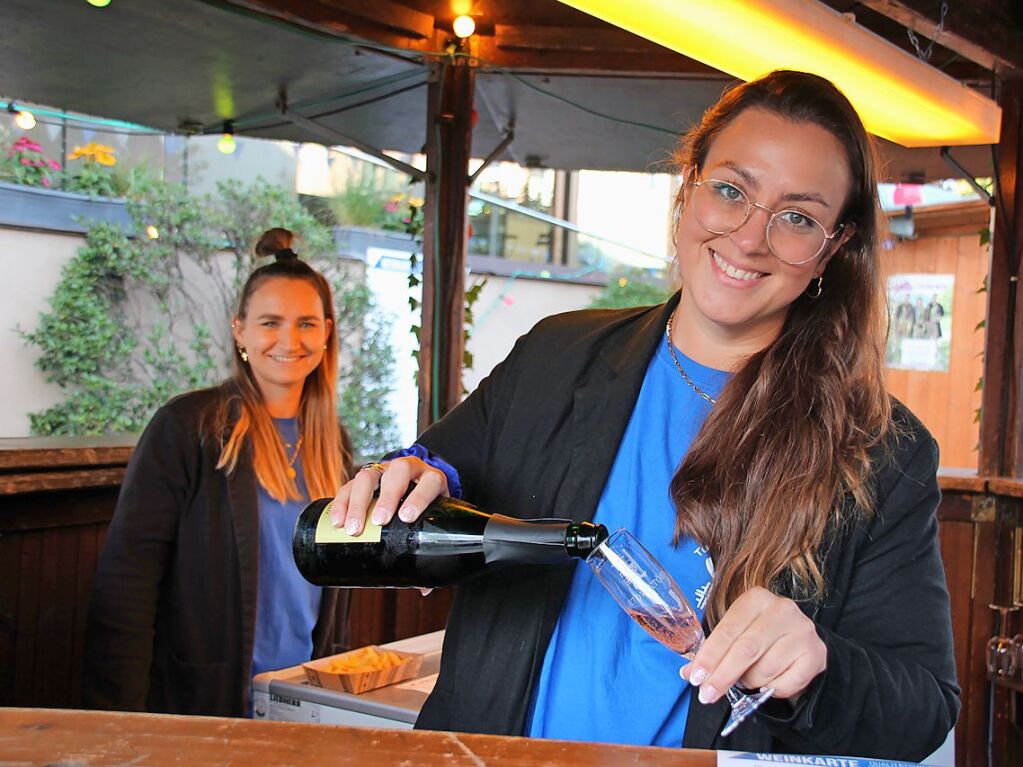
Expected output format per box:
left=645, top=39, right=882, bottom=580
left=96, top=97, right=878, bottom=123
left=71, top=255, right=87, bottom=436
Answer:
left=496, top=24, right=674, bottom=54
left=481, top=27, right=720, bottom=76
left=858, top=0, right=1023, bottom=77
left=219, top=0, right=435, bottom=44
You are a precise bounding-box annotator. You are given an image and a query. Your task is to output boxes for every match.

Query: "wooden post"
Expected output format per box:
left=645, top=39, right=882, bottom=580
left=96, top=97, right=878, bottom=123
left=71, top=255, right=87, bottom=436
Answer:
left=980, top=79, right=1023, bottom=477
left=418, top=50, right=475, bottom=433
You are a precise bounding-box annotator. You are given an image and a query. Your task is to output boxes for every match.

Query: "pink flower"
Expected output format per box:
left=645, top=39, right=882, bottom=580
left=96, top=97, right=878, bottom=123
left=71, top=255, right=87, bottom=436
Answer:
left=48, top=160, right=61, bottom=170
left=13, top=137, right=42, bottom=153
left=20, top=157, right=30, bottom=165
left=383, top=202, right=398, bottom=213
left=41, top=177, right=51, bottom=187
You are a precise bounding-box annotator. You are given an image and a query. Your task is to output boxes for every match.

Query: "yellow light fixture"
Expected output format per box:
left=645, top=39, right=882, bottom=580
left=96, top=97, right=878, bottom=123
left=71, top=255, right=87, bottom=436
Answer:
left=217, top=121, right=237, bottom=155
left=13, top=107, right=36, bottom=130
left=87, top=0, right=112, bottom=7
left=555, top=0, right=1001, bottom=147
left=453, top=14, right=476, bottom=39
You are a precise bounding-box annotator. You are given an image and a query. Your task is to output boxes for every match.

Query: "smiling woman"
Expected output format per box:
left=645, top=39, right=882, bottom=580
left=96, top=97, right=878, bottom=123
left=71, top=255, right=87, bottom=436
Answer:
left=83, top=227, right=354, bottom=717
left=327, top=70, right=957, bottom=761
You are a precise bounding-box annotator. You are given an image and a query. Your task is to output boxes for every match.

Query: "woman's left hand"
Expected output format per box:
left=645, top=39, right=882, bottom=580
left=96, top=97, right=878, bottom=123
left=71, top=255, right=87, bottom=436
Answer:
left=679, top=587, right=827, bottom=705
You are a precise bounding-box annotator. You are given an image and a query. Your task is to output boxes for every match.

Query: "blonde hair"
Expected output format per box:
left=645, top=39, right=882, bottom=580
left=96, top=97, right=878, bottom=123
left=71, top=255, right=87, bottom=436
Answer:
left=206, top=228, right=350, bottom=501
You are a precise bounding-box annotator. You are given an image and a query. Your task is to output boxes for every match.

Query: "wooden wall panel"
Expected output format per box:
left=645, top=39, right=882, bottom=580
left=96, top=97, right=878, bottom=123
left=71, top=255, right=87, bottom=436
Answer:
left=938, top=499, right=997, bottom=767
left=883, top=222, right=988, bottom=470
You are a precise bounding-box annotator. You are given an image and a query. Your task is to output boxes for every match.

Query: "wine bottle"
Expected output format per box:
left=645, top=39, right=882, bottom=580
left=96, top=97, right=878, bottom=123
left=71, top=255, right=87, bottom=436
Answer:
left=293, top=493, right=608, bottom=588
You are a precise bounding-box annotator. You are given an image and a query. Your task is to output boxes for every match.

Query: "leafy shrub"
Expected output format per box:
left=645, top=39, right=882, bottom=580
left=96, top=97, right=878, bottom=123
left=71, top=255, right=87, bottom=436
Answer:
left=21, top=177, right=400, bottom=456
left=588, top=268, right=671, bottom=309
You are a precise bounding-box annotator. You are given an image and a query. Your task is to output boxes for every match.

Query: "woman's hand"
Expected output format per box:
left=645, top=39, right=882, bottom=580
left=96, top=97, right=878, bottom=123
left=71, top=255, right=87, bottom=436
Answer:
left=329, top=456, right=449, bottom=535
left=679, top=587, right=827, bottom=705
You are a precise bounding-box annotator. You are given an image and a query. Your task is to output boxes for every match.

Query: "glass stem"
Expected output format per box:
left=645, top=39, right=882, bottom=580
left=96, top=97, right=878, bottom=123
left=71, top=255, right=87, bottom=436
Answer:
left=726, top=686, right=742, bottom=705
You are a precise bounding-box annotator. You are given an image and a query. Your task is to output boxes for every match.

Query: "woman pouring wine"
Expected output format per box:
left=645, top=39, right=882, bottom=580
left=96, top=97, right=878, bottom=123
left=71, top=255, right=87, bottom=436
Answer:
left=328, top=70, right=958, bottom=759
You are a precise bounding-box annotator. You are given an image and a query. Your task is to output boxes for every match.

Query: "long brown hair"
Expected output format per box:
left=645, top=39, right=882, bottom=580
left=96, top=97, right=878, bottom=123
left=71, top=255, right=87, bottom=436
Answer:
left=669, top=71, right=893, bottom=625
left=207, top=228, right=349, bottom=501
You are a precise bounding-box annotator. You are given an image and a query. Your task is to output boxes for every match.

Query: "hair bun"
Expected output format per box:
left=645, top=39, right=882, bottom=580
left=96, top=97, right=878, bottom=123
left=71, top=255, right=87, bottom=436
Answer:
left=275, top=248, right=298, bottom=262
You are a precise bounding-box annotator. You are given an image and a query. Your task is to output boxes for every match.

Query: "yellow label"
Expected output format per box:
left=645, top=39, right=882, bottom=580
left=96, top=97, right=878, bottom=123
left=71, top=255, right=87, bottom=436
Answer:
left=314, top=499, right=383, bottom=544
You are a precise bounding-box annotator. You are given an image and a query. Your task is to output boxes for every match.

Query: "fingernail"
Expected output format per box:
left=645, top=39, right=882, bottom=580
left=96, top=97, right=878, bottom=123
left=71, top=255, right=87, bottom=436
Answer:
left=398, top=505, right=417, bottom=522
left=698, top=684, right=717, bottom=704
left=371, top=507, right=388, bottom=525
left=346, top=520, right=360, bottom=535
left=690, top=667, right=707, bottom=686
left=331, top=515, right=343, bottom=528
left=679, top=666, right=688, bottom=680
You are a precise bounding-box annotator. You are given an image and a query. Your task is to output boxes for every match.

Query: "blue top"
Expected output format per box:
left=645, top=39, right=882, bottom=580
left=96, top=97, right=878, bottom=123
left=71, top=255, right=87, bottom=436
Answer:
left=252, top=417, right=322, bottom=680
left=525, top=336, right=729, bottom=747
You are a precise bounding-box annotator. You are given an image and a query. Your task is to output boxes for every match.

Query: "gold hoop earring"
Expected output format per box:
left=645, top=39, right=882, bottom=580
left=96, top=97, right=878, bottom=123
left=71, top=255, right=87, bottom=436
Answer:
left=237, top=346, right=249, bottom=363
left=806, top=276, right=823, bottom=299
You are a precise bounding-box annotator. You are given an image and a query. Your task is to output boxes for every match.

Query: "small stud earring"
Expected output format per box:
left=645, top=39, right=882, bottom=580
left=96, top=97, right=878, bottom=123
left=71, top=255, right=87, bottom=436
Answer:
left=237, top=346, right=249, bottom=363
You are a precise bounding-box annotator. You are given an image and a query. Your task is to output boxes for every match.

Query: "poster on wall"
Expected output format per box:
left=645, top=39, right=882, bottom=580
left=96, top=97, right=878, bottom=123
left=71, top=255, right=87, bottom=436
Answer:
left=887, top=273, right=954, bottom=372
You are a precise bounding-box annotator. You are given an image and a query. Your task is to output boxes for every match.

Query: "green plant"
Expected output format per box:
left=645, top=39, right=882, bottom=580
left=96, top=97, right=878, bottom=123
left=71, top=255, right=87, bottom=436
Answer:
left=20, top=177, right=400, bottom=456
left=0, top=135, right=62, bottom=187
left=404, top=203, right=486, bottom=390
left=64, top=142, right=120, bottom=197
left=588, top=269, right=671, bottom=309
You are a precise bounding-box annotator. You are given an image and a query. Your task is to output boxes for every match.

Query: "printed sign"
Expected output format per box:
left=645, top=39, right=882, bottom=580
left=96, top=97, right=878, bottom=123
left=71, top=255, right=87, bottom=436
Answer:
left=887, top=274, right=954, bottom=372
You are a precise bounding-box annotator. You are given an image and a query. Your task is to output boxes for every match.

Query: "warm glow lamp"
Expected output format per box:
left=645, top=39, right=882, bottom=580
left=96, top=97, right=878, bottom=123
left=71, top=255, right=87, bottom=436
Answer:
left=218, top=122, right=237, bottom=155
left=87, top=0, right=112, bottom=7
left=453, top=15, right=476, bottom=39
left=555, top=0, right=1001, bottom=147
left=14, top=108, right=36, bottom=131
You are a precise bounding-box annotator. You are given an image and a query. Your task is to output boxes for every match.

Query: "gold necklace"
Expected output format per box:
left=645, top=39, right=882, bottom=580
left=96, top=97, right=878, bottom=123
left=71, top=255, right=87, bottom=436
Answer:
left=285, top=435, right=304, bottom=479
left=665, top=312, right=717, bottom=405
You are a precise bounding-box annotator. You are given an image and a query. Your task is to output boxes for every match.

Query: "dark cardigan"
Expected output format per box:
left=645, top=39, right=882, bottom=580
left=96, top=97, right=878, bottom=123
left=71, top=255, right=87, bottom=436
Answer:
left=83, top=386, right=352, bottom=716
left=414, top=295, right=959, bottom=761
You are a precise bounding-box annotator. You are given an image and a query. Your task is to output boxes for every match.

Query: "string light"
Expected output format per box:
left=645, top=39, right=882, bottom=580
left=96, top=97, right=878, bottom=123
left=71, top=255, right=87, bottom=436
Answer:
left=7, top=103, right=36, bottom=130
left=217, top=121, right=237, bottom=154
left=453, top=15, right=476, bottom=39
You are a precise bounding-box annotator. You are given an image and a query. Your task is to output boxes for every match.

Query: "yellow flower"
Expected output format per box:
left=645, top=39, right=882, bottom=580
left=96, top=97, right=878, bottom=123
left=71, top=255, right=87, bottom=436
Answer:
left=409, top=197, right=424, bottom=208
left=389, top=192, right=407, bottom=203
left=68, top=142, right=117, bottom=165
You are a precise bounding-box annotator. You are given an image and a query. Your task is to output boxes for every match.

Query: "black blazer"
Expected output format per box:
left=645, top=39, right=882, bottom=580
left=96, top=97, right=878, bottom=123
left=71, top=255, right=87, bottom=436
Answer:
left=414, top=295, right=959, bottom=761
left=83, top=386, right=351, bottom=716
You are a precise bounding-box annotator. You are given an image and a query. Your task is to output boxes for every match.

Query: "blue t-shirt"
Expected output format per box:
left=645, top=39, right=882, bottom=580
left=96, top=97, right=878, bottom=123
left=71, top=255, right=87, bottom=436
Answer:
left=251, top=417, right=323, bottom=680
left=526, top=337, right=728, bottom=747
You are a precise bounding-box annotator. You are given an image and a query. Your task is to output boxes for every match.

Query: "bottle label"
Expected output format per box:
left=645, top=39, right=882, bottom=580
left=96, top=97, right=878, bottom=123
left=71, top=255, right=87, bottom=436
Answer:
left=314, top=500, right=383, bottom=544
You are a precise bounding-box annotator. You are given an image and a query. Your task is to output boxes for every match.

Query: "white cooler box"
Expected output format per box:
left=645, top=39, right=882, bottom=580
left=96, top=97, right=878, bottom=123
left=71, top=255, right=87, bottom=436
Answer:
left=252, top=630, right=443, bottom=729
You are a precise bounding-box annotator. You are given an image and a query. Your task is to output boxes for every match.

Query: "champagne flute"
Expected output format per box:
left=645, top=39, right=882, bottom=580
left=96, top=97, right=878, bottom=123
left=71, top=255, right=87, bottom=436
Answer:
left=587, top=527, right=774, bottom=737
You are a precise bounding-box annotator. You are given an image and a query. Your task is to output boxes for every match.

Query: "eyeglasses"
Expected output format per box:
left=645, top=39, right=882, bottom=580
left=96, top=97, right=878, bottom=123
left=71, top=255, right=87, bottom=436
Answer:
left=688, top=176, right=845, bottom=266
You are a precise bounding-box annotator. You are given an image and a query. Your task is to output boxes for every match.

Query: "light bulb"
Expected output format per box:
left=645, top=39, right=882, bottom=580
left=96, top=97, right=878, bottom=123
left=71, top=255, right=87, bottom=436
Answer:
left=87, top=0, right=112, bottom=7
left=14, top=109, right=36, bottom=130
left=145, top=225, right=160, bottom=240
left=217, top=133, right=237, bottom=155
left=453, top=15, right=475, bottom=38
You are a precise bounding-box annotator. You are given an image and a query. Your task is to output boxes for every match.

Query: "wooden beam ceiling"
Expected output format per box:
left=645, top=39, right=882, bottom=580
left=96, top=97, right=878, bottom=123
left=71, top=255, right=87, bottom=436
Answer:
left=834, top=0, right=1023, bottom=78
left=223, top=0, right=1023, bottom=83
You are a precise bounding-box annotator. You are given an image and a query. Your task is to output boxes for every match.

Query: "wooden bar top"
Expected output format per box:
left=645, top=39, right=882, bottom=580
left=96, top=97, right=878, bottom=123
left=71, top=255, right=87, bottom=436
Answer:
left=0, top=707, right=715, bottom=766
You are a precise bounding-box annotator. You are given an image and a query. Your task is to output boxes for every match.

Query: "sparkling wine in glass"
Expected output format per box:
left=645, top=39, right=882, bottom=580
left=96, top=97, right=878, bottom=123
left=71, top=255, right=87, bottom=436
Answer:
left=587, top=527, right=774, bottom=737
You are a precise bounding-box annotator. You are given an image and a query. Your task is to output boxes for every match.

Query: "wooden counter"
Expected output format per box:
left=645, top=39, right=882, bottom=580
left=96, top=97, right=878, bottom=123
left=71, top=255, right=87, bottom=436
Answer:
left=0, top=707, right=715, bottom=766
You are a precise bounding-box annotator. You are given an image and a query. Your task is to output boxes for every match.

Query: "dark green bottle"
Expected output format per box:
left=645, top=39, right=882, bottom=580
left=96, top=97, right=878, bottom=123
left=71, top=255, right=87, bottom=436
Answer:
left=293, top=493, right=608, bottom=589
